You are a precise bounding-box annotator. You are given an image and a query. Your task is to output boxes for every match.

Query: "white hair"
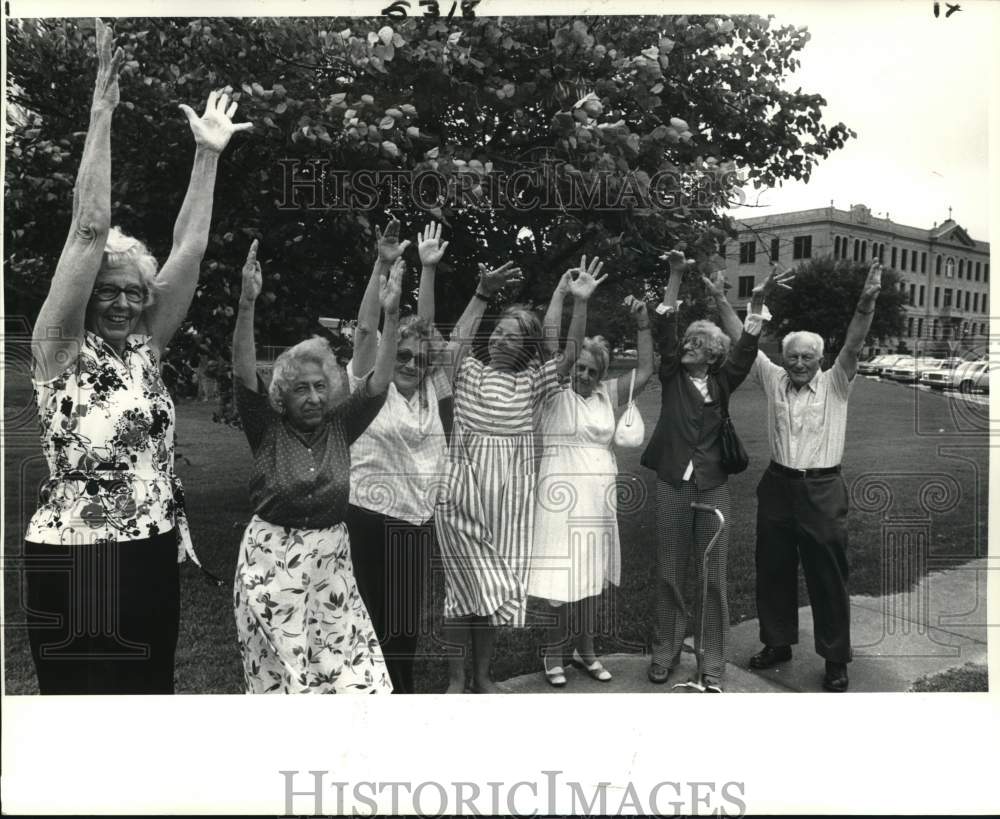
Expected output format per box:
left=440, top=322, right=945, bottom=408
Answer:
left=781, top=331, right=825, bottom=358
left=102, top=226, right=159, bottom=307
left=268, top=336, right=346, bottom=413
left=684, top=319, right=731, bottom=364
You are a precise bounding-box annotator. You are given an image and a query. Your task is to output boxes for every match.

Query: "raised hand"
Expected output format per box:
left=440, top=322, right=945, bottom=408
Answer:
left=860, top=261, right=883, bottom=303
left=567, top=255, right=608, bottom=301
left=701, top=269, right=728, bottom=299
left=417, top=221, right=449, bottom=267
left=92, top=18, right=125, bottom=112
left=379, top=257, right=404, bottom=314
left=751, top=262, right=796, bottom=308
left=478, top=261, right=523, bottom=296
left=623, top=294, right=648, bottom=321
left=663, top=248, right=692, bottom=274
left=240, top=239, right=262, bottom=302
left=178, top=88, right=253, bottom=154
left=375, top=218, right=411, bottom=264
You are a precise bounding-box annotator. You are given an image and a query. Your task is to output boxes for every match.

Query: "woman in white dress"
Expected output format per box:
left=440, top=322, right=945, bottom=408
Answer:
left=528, top=288, right=654, bottom=686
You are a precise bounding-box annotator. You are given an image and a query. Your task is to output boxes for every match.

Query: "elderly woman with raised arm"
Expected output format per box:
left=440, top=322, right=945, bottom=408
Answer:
left=641, top=251, right=764, bottom=693
left=343, top=219, right=453, bottom=694
left=230, top=242, right=404, bottom=694
left=434, top=256, right=608, bottom=693
left=24, top=19, right=250, bottom=694
left=528, top=278, right=654, bottom=687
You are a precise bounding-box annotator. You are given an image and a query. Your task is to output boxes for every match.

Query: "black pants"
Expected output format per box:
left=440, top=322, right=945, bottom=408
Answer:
left=345, top=505, right=432, bottom=694
left=24, top=532, right=180, bottom=694
left=755, top=467, right=852, bottom=663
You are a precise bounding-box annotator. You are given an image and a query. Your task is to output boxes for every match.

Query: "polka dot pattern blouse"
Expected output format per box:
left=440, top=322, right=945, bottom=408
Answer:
left=235, top=375, right=387, bottom=530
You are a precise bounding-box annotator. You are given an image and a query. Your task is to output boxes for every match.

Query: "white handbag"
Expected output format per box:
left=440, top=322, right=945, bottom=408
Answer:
left=613, top=368, right=645, bottom=448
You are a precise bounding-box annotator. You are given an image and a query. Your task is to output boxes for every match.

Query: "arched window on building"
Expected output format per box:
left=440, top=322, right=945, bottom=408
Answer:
left=853, top=239, right=860, bottom=261
left=945, top=258, right=955, bottom=278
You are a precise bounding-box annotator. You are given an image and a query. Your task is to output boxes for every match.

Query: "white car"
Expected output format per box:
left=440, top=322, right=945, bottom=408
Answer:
left=890, top=357, right=944, bottom=383
left=858, top=355, right=893, bottom=376
left=953, top=360, right=990, bottom=394
left=919, top=358, right=965, bottom=390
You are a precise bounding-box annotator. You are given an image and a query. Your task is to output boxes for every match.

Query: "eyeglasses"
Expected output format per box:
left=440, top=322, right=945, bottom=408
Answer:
left=396, top=349, right=429, bottom=368
left=91, top=285, right=147, bottom=304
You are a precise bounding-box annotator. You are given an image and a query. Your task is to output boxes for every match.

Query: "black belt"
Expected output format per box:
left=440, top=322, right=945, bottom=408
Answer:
left=769, top=460, right=841, bottom=479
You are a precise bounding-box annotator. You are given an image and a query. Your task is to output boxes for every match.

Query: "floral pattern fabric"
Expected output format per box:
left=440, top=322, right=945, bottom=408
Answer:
left=234, top=515, right=393, bottom=694
left=27, top=332, right=193, bottom=558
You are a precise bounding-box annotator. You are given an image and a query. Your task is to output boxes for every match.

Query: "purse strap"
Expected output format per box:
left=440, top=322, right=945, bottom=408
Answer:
left=626, top=367, right=636, bottom=405
left=715, top=372, right=733, bottom=419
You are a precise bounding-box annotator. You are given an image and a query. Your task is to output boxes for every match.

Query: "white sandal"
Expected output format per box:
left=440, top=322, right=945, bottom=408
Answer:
left=572, top=649, right=613, bottom=682
left=543, top=656, right=567, bottom=687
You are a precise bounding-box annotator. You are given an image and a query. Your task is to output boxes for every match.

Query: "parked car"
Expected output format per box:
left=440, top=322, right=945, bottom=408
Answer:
left=891, top=357, right=946, bottom=383
left=954, top=360, right=990, bottom=394
left=973, top=367, right=990, bottom=394
left=884, top=357, right=916, bottom=381
left=918, top=358, right=964, bottom=389
left=867, top=354, right=908, bottom=377
left=858, top=355, right=893, bottom=376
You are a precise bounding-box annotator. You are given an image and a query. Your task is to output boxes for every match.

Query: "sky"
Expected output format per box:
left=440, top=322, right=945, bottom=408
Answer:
left=724, top=0, right=996, bottom=242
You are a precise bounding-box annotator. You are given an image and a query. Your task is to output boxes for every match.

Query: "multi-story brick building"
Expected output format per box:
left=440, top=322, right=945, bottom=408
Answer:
left=724, top=203, right=991, bottom=355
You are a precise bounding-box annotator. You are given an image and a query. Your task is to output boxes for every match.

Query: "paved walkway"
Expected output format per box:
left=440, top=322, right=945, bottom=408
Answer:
left=496, top=558, right=991, bottom=693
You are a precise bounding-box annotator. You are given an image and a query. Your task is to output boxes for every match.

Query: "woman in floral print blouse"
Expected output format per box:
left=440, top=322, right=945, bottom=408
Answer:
left=24, top=19, right=251, bottom=694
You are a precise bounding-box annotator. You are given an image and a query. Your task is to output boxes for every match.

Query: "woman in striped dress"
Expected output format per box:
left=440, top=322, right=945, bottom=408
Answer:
left=435, top=257, right=607, bottom=693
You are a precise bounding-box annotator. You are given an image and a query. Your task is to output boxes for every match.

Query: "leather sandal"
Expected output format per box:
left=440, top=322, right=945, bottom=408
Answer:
left=543, top=656, right=567, bottom=687
left=571, top=649, right=612, bottom=681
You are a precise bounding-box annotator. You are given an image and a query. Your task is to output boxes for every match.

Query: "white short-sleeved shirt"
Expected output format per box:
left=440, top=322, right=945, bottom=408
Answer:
left=347, top=361, right=450, bottom=524
left=750, top=351, right=854, bottom=469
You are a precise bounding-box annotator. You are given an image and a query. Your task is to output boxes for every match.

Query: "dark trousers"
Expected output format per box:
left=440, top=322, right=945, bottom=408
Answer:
left=345, top=504, right=432, bottom=694
left=755, top=467, right=852, bottom=663
left=24, top=532, right=180, bottom=694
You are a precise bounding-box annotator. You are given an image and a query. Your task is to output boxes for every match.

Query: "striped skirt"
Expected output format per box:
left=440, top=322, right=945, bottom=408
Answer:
left=434, top=431, right=536, bottom=627
left=233, top=515, right=393, bottom=694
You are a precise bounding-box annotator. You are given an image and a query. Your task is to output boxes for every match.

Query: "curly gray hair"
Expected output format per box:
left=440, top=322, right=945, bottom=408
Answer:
left=268, top=337, right=346, bottom=413
left=683, top=319, right=731, bottom=365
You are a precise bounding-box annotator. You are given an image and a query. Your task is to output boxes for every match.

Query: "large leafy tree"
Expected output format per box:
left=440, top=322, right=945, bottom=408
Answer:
left=6, top=15, right=854, bottom=373
left=765, top=256, right=907, bottom=361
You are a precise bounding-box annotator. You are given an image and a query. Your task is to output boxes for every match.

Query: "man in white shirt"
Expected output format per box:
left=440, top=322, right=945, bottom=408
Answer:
left=745, top=261, right=883, bottom=692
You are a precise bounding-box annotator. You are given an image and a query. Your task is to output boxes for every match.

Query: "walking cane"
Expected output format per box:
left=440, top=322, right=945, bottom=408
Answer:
left=673, top=502, right=727, bottom=693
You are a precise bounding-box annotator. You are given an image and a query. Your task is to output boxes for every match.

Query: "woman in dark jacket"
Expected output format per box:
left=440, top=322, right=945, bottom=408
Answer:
left=640, top=251, right=763, bottom=692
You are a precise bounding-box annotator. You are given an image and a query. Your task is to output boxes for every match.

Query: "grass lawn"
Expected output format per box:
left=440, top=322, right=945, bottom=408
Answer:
left=4, top=365, right=989, bottom=694
left=910, top=663, right=989, bottom=693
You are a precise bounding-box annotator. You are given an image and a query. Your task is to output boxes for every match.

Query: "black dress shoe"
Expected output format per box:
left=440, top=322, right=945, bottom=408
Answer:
left=748, top=645, right=792, bottom=670
left=648, top=663, right=671, bottom=684
left=823, top=661, right=849, bottom=693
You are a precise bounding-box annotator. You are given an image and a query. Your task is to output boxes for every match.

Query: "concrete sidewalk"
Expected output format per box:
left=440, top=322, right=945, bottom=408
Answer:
left=496, top=558, right=991, bottom=693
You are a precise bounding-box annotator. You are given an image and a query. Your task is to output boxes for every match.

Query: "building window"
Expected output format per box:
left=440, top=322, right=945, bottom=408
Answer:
left=909, top=284, right=915, bottom=304
left=934, top=287, right=940, bottom=308
left=974, top=261, right=981, bottom=280
left=943, top=288, right=953, bottom=308
left=919, top=285, right=925, bottom=306
left=891, top=247, right=898, bottom=267
left=917, top=318, right=923, bottom=338
left=739, top=241, right=756, bottom=264
left=973, top=293, right=979, bottom=312
left=921, top=252, right=927, bottom=273
left=862, top=241, right=868, bottom=262
left=907, top=317, right=914, bottom=337
left=792, top=235, right=812, bottom=260
left=958, top=259, right=964, bottom=278
left=901, top=249, right=908, bottom=270
left=931, top=319, right=938, bottom=339
left=984, top=294, right=988, bottom=313
left=738, top=276, right=755, bottom=298
left=911, top=252, right=917, bottom=273
left=965, top=291, right=970, bottom=311
left=770, top=237, right=780, bottom=262
left=936, top=255, right=942, bottom=275
left=879, top=244, right=885, bottom=263
left=945, top=258, right=955, bottom=278
left=986, top=264, right=990, bottom=282
left=854, top=239, right=860, bottom=261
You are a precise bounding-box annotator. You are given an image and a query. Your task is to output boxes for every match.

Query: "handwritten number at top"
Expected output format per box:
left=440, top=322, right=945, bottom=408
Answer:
left=381, top=0, right=480, bottom=19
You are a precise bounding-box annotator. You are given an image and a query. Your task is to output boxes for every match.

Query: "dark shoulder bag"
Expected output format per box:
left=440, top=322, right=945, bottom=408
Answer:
left=716, top=373, right=749, bottom=475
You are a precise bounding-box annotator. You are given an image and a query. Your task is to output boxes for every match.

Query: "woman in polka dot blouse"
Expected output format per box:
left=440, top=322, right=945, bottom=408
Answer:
left=229, top=240, right=403, bottom=694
